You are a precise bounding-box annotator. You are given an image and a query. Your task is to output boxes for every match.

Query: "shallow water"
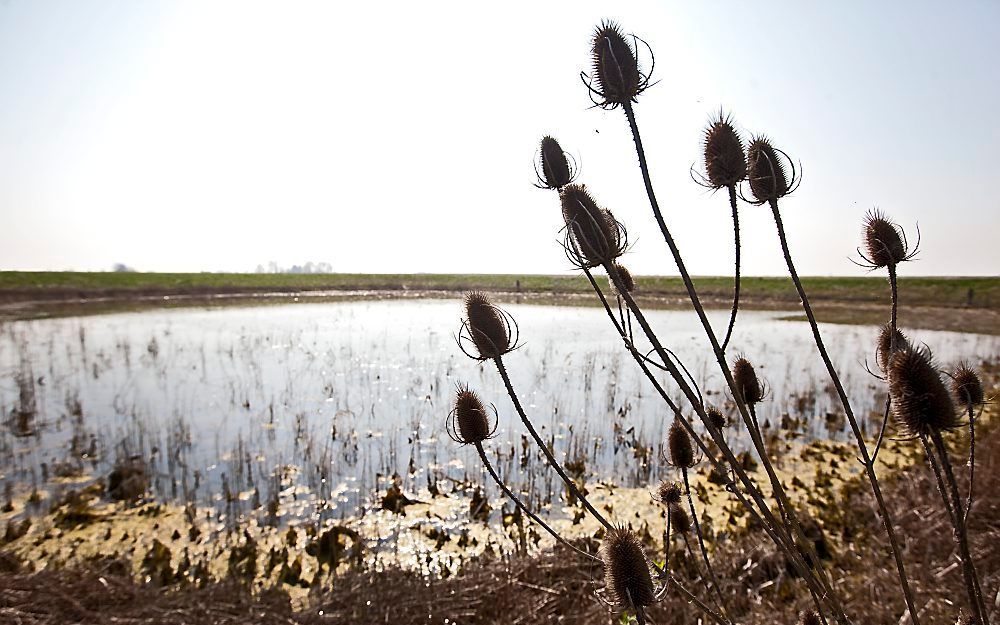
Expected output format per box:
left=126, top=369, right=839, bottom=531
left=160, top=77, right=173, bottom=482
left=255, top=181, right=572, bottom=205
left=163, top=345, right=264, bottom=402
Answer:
left=1, top=299, right=996, bottom=528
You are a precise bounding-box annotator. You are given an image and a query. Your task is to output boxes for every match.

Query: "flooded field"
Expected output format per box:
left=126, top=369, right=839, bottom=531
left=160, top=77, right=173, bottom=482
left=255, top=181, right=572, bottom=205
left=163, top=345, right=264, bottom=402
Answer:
left=0, top=298, right=997, bottom=577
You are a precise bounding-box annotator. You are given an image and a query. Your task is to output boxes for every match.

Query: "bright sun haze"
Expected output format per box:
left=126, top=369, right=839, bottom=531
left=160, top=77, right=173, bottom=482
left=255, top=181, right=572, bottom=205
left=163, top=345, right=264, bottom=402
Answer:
left=0, top=1, right=997, bottom=276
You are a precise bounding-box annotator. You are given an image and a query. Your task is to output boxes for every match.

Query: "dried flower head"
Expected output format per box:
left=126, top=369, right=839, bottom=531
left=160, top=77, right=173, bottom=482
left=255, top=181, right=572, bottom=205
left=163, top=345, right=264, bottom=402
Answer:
left=951, top=363, right=984, bottom=407
left=600, top=526, right=656, bottom=610
left=860, top=209, right=909, bottom=268
left=745, top=136, right=798, bottom=205
left=560, top=184, right=627, bottom=268
left=701, top=112, right=747, bottom=189
left=706, top=405, right=727, bottom=430
left=535, top=136, right=577, bottom=190
left=733, top=357, right=765, bottom=405
left=584, top=21, right=650, bottom=109
left=799, top=611, right=822, bottom=625
left=888, top=346, right=958, bottom=436
left=446, top=384, right=498, bottom=445
left=609, top=262, right=635, bottom=296
left=667, top=418, right=696, bottom=468
left=669, top=503, right=691, bottom=534
left=458, top=292, right=518, bottom=361
left=656, top=480, right=682, bottom=505
left=876, top=324, right=910, bottom=373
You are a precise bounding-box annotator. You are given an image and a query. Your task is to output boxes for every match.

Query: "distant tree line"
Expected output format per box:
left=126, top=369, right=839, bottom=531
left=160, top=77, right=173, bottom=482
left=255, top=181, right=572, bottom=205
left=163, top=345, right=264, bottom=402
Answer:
left=254, top=261, right=333, bottom=274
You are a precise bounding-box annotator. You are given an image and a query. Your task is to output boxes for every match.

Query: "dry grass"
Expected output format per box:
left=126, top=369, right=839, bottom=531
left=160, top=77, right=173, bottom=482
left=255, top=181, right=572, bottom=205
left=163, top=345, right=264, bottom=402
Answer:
left=2, top=405, right=995, bottom=625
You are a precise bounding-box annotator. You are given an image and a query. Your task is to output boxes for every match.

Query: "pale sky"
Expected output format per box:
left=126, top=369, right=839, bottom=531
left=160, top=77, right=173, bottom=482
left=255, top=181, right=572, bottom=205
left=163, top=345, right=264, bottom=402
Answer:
left=0, top=1, right=997, bottom=276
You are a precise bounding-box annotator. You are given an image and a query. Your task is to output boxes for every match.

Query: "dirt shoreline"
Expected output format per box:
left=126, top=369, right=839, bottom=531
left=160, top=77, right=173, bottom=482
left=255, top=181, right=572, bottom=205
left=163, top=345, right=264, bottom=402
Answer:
left=1, top=287, right=996, bottom=335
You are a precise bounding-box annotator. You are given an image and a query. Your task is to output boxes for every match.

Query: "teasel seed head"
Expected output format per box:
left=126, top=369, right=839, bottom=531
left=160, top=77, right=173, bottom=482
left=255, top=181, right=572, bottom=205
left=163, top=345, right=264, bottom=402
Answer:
left=560, top=184, right=627, bottom=269
left=951, top=363, right=984, bottom=407
left=733, top=356, right=765, bottom=405
left=745, top=136, right=797, bottom=205
left=702, top=112, right=747, bottom=189
left=460, top=291, right=517, bottom=361
left=706, top=405, right=727, bottom=430
left=656, top=480, right=682, bottom=505
left=888, top=345, right=958, bottom=436
left=587, top=21, right=645, bottom=109
left=601, top=526, right=656, bottom=610
left=667, top=418, right=696, bottom=468
left=876, top=323, right=910, bottom=373
left=536, top=136, right=576, bottom=190
left=799, top=611, right=822, bottom=625
left=609, top=262, right=635, bottom=296
left=862, top=209, right=908, bottom=268
left=669, top=503, right=691, bottom=534
left=447, top=384, right=498, bottom=445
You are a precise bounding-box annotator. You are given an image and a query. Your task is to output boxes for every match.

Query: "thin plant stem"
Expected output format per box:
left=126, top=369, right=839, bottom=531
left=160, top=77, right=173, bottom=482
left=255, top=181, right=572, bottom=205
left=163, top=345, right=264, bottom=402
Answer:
left=871, top=263, right=899, bottom=463
left=722, top=184, right=741, bottom=350
left=683, top=467, right=728, bottom=618
left=475, top=442, right=598, bottom=562
left=617, top=103, right=849, bottom=624
left=768, top=198, right=921, bottom=625
left=930, top=432, right=989, bottom=625
left=493, top=356, right=613, bottom=531
left=920, top=435, right=956, bottom=525
left=965, top=403, right=977, bottom=523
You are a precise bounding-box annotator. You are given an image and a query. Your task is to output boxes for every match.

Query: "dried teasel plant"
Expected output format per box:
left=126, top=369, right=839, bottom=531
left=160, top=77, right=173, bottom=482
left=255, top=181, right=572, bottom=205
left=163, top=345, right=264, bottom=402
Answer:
left=457, top=291, right=519, bottom=361
left=691, top=111, right=748, bottom=350
left=582, top=20, right=653, bottom=110
left=559, top=184, right=628, bottom=269
left=534, top=135, right=578, bottom=191
left=598, top=527, right=661, bottom=621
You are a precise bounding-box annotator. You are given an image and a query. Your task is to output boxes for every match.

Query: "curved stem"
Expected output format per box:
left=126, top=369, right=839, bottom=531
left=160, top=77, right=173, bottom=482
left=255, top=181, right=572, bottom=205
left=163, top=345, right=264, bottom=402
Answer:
left=768, top=199, right=920, bottom=625
left=872, top=263, right=899, bottom=463
left=722, top=185, right=741, bottom=350
left=683, top=467, right=728, bottom=618
left=493, top=356, right=613, bottom=531
left=475, top=442, right=598, bottom=562
left=930, top=432, right=989, bottom=625
left=662, top=573, right=729, bottom=625
left=965, top=403, right=976, bottom=524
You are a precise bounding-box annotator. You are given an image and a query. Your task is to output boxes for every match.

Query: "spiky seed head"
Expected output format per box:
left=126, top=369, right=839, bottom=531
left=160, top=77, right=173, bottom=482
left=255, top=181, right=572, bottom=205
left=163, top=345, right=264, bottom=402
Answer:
left=951, top=363, right=984, bottom=407
left=560, top=184, right=624, bottom=268
left=955, top=613, right=974, bottom=625
left=464, top=291, right=511, bottom=359
left=590, top=21, right=641, bottom=108
left=600, top=526, right=656, bottom=609
left=609, top=263, right=635, bottom=296
left=538, top=136, right=573, bottom=190
left=656, top=480, right=682, bottom=505
left=668, top=418, right=696, bottom=468
left=876, top=324, right=910, bottom=373
left=669, top=503, right=691, bottom=533
left=746, top=136, right=789, bottom=204
left=799, top=611, right=822, bottom=625
left=888, top=346, right=958, bottom=436
left=706, top=406, right=727, bottom=430
left=449, top=385, right=494, bottom=445
left=733, top=357, right=764, bottom=405
left=863, top=210, right=907, bottom=268
left=703, top=113, right=747, bottom=188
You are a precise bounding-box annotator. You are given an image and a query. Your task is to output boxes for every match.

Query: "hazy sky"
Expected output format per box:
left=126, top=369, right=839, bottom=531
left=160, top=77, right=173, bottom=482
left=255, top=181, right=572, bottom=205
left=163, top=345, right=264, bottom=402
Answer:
left=1, top=1, right=997, bottom=276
